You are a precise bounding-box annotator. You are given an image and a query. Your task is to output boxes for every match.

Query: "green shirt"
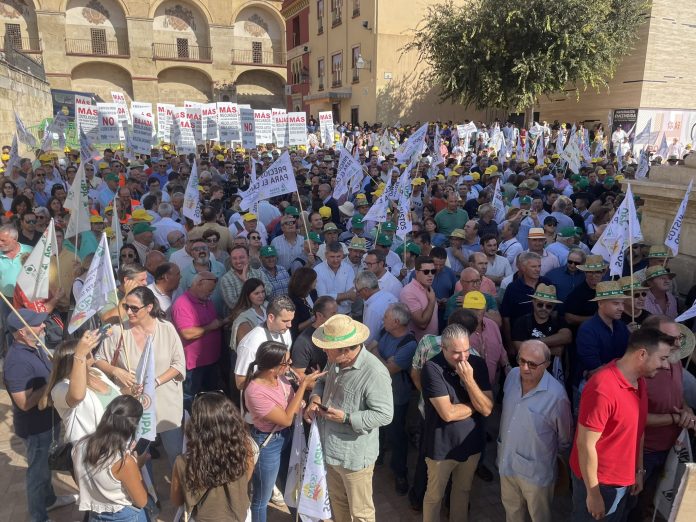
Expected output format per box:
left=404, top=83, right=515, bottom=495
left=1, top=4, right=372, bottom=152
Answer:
left=434, top=208, right=469, bottom=236
left=0, top=244, right=32, bottom=297
left=312, top=347, right=393, bottom=471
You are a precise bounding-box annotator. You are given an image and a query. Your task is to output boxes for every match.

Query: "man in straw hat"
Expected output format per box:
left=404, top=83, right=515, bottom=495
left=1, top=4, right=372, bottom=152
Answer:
left=617, top=276, right=651, bottom=327
left=628, top=315, right=696, bottom=520
left=525, top=227, right=560, bottom=276
left=306, top=314, right=393, bottom=522
left=498, top=340, right=572, bottom=522
left=571, top=328, right=674, bottom=522
left=634, top=245, right=679, bottom=295
left=643, top=265, right=678, bottom=319
left=564, top=254, right=608, bottom=327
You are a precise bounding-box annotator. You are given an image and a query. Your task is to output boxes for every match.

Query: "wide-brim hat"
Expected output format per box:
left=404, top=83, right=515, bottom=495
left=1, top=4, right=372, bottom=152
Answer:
left=338, top=201, right=355, bottom=217
left=312, top=314, right=370, bottom=349
left=644, top=265, right=676, bottom=282
left=590, top=281, right=631, bottom=301
left=617, top=276, right=648, bottom=293
left=647, top=245, right=672, bottom=259
left=528, top=284, right=562, bottom=304
left=519, top=179, right=538, bottom=191
left=578, top=255, right=607, bottom=272
left=677, top=323, right=696, bottom=361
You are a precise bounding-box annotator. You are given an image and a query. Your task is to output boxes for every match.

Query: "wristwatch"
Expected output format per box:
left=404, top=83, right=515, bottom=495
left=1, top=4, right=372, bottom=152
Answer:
left=343, top=412, right=351, bottom=425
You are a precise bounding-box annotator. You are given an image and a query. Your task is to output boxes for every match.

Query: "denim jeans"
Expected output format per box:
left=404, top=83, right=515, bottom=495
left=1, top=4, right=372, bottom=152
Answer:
left=89, top=505, right=148, bottom=522
left=23, top=424, right=59, bottom=522
left=250, top=427, right=291, bottom=522
left=387, top=402, right=409, bottom=478
left=183, top=363, right=220, bottom=412
left=572, top=473, right=629, bottom=522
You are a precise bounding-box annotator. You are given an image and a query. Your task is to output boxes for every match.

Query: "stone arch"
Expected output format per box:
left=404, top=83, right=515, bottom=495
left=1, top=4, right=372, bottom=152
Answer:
left=157, top=66, right=212, bottom=104
left=0, top=0, right=41, bottom=46
left=234, top=69, right=285, bottom=110
left=59, top=0, right=129, bottom=17
left=152, top=0, right=210, bottom=51
left=231, top=2, right=285, bottom=61
left=64, top=0, right=129, bottom=54
left=149, top=0, right=212, bottom=25
left=71, top=62, right=133, bottom=100
left=229, top=1, right=285, bottom=36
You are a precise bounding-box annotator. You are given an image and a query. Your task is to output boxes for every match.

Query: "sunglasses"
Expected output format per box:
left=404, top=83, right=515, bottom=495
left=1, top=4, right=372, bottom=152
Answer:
left=24, top=219, right=36, bottom=224
left=567, top=260, right=581, bottom=265
left=249, top=235, right=261, bottom=240
left=121, top=303, right=145, bottom=313
left=206, top=238, right=218, bottom=243
left=535, top=302, right=554, bottom=310
left=418, top=269, right=436, bottom=275
left=191, top=246, right=209, bottom=252
left=517, top=355, right=547, bottom=370
left=633, top=291, right=648, bottom=298
left=121, top=253, right=136, bottom=259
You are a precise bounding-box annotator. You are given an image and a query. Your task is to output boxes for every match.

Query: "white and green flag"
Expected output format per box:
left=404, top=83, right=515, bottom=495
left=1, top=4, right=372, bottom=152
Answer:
left=68, top=234, right=118, bottom=333
left=16, top=218, right=58, bottom=301
left=297, top=422, right=332, bottom=522
left=135, top=335, right=157, bottom=441
left=64, top=162, right=92, bottom=239
left=182, top=160, right=202, bottom=225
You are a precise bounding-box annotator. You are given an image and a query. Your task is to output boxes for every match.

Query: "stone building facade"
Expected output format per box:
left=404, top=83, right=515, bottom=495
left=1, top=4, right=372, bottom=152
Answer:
left=0, top=0, right=287, bottom=120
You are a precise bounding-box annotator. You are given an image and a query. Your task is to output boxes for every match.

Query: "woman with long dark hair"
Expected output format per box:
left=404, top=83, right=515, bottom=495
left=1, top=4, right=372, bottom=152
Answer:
left=170, top=392, right=255, bottom=521
left=1, top=179, right=17, bottom=211
left=72, top=395, right=149, bottom=521
left=229, top=277, right=267, bottom=352
left=287, top=266, right=317, bottom=338
left=243, top=341, right=325, bottom=522
left=94, top=286, right=186, bottom=469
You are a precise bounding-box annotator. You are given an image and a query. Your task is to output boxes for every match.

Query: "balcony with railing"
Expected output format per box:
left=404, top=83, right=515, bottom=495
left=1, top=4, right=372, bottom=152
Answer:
left=65, top=38, right=129, bottom=57
left=230, top=48, right=286, bottom=67
left=0, top=36, right=42, bottom=54
left=152, top=42, right=212, bottom=63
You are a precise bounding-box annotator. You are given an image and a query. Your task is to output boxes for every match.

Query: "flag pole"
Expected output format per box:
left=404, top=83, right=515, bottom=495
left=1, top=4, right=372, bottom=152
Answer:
left=628, top=185, right=636, bottom=323
left=0, top=293, right=51, bottom=358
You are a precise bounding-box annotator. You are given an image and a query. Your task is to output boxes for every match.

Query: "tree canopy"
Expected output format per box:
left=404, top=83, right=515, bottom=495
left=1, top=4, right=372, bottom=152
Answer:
left=406, top=0, right=649, bottom=112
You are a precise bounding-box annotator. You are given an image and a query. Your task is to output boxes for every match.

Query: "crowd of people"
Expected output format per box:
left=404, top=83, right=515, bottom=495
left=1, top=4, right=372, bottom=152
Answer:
left=1, top=118, right=696, bottom=522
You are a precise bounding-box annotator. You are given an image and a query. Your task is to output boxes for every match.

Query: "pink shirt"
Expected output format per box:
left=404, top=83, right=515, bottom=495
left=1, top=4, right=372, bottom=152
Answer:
left=171, top=290, right=221, bottom=370
left=469, top=317, right=507, bottom=385
left=245, top=376, right=295, bottom=432
left=401, top=279, right=438, bottom=341
left=644, top=290, right=678, bottom=319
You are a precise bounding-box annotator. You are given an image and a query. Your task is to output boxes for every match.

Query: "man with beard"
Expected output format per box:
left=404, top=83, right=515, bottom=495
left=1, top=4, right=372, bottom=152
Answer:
left=220, top=244, right=272, bottom=311
left=179, top=239, right=226, bottom=315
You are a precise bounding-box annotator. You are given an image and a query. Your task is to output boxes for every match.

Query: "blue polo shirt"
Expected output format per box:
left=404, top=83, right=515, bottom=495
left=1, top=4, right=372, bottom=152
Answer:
left=377, top=330, right=417, bottom=406
left=546, top=266, right=586, bottom=301
left=575, top=314, right=630, bottom=382
left=3, top=341, right=57, bottom=438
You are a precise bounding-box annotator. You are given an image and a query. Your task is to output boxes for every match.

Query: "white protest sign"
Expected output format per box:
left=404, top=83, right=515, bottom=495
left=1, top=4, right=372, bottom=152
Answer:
left=201, top=103, right=219, bottom=141
left=111, top=91, right=131, bottom=125
left=333, top=148, right=363, bottom=200
left=184, top=101, right=201, bottom=108
left=240, top=151, right=297, bottom=211
left=240, top=108, right=256, bottom=149
left=96, top=103, right=120, bottom=144
left=186, top=106, right=202, bottom=144
left=272, top=108, right=288, bottom=147
left=172, top=107, right=196, bottom=154
left=156, top=103, right=174, bottom=143
left=132, top=111, right=154, bottom=155
left=131, top=101, right=152, bottom=117
left=254, top=109, right=273, bottom=145
left=75, top=94, right=98, bottom=141
left=287, top=112, right=307, bottom=146
left=217, top=102, right=240, bottom=143
left=319, top=111, right=334, bottom=146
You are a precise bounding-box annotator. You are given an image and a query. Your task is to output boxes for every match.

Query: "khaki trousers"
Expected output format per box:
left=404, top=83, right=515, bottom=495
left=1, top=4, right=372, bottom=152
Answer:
left=500, top=474, right=554, bottom=522
left=326, top=463, right=376, bottom=522
left=423, top=453, right=481, bottom=522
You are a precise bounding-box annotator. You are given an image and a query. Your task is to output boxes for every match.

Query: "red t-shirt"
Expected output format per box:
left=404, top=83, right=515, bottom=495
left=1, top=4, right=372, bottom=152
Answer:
left=570, top=360, right=648, bottom=486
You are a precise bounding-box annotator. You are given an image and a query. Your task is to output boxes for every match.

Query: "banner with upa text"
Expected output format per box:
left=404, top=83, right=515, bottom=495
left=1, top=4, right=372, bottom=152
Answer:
left=240, top=151, right=297, bottom=211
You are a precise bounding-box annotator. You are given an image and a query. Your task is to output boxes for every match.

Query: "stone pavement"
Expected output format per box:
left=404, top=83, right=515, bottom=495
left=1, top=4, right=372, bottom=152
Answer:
left=0, top=385, right=572, bottom=521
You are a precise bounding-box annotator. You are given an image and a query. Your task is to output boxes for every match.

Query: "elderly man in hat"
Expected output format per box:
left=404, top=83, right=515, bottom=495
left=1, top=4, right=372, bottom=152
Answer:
left=618, top=276, right=652, bottom=327
left=306, top=314, right=393, bottom=522
left=564, top=255, right=608, bottom=327
left=526, top=227, right=560, bottom=275
left=498, top=340, right=573, bottom=522
left=131, top=221, right=155, bottom=265
left=643, top=265, right=679, bottom=319
left=546, top=226, right=582, bottom=266
left=270, top=213, right=305, bottom=268
left=634, top=245, right=678, bottom=294
left=259, top=245, right=290, bottom=299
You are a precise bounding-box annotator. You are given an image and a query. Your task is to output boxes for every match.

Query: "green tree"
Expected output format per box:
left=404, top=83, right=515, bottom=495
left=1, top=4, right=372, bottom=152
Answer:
left=406, top=0, right=649, bottom=112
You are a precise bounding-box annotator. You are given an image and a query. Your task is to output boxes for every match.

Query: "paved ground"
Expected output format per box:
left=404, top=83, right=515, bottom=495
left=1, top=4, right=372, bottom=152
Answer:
left=0, top=384, right=573, bottom=522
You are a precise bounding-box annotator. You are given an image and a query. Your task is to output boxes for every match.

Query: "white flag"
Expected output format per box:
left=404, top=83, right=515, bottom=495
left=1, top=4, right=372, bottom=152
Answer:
left=432, top=125, right=445, bottom=166
left=68, top=234, right=118, bottom=333
left=395, top=122, right=429, bottom=162
left=657, top=132, right=669, bottom=160
left=560, top=139, right=582, bottom=174
left=634, top=118, right=656, bottom=145
left=535, top=134, right=545, bottom=165
left=297, top=422, right=332, bottom=522
left=15, top=112, right=37, bottom=148
left=110, top=195, right=123, bottom=267
left=284, top=413, right=307, bottom=508
left=64, top=163, right=92, bottom=239
left=240, top=152, right=297, bottom=212
left=492, top=179, right=507, bottom=223
left=636, top=150, right=650, bottom=179
left=396, top=192, right=412, bottom=240
left=183, top=161, right=202, bottom=225
left=135, top=335, right=157, bottom=441
left=591, top=184, right=643, bottom=277
left=16, top=218, right=57, bottom=301
left=333, top=148, right=362, bottom=201
left=363, top=191, right=390, bottom=223
left=665, top=180, right=692, bottom=256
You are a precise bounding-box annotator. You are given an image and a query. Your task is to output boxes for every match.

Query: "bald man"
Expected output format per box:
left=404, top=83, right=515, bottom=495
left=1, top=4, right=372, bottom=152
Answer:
left=444, top=267, right=501, bottom=327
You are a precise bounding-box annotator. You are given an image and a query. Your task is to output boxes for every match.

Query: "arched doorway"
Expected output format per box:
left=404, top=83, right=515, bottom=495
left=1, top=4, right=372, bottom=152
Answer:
left=0, top=0, right=40, bottom=51
left=71, top=62, right=133, bottom=100
left=157, top=67, right=212, bottom=104
left=231, top=4, right=284, bottom=66
left=235, top=70, right=285, bottom=109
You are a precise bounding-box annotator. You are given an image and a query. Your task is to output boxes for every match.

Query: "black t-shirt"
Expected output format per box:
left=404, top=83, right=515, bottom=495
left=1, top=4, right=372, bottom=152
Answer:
left=290, top=326, right=327, bottom=373
left=421, top=351, right=491, bottom=461
left=511, top=313, right=566, bottom=342
left=564, top=281, right=598, bottom=319
left=18, top=230, right=39, bottom=247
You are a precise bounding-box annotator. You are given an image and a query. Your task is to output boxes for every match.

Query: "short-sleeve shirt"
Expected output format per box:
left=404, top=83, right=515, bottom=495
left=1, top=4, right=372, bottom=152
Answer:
left=245, top=376, right=295, bottom=432
left=291, top=326, right=327, bottom=373
left=171, top=290, right=221, bottom=371
left=235, top=325, right=292, bottom=377
left=401, top=279, right=439, bottom=341
left=564, top=281, right=598, bottom=319
left=570, top=360, right=647, bottom=486
left=421, top=352, right=491, bottom=461
left=377, top=330, right=417, bottom=406
left=3, top=341, right=58, bottom=438
left=512, top=313, right=566, bottom=342
left=500, top=276, right=550, bottom=324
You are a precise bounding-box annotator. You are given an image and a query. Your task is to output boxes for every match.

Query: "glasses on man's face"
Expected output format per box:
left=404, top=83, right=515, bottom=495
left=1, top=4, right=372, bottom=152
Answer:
left=249, top=235, right=261, bottom=240
left=517, top=355, right=547, bottom=370
left=462, top=278, right=481, bottom=285
left=567, top=259, right=581, bottom=266
left=191, top=246, right=209, bottom=252
left=418, top=269, right=436, bottom=275
left=535, top=302, right=554, bottom=310
left=206, top=238, right=218, bottom=244
left=121, top=303, right=145, bottom=313
left=24, top=219, right=36, bottom=224
left=282, top=221, right=296, bottom=226
left=633, top=291, right=647, bottom=299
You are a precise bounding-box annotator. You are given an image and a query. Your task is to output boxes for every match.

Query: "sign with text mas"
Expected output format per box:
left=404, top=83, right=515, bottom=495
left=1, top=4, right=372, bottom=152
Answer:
left=287, top=112, right=307, bottom=146
left=254, top=109, right=273, bottom=145
left=240, top=108, right=256, bottom=149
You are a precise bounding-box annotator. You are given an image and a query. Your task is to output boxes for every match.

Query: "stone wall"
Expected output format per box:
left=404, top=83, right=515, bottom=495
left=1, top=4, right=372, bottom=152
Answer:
left=0, top=58, right=52, bottom=148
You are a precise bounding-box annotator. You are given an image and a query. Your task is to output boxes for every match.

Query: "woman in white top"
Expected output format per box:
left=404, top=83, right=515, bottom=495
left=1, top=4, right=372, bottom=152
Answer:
left=72, top=395, right=149, bottom=521
left=40, top=330, right=125, bottom=443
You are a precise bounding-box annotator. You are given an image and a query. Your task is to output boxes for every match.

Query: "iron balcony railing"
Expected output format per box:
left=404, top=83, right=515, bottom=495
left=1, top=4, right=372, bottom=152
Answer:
left=152, top=42, right=212, bottom=62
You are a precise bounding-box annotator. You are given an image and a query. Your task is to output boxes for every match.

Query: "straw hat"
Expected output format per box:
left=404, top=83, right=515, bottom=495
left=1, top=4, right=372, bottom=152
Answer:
left=312, top=314, right=370, bottom=349
left=617, top=276, right=648, bottom=293
left=644, top=265, right=676, bottom=282
left=528, top=227, right=545, bottom=240
left=528, top=284, right=562, bottom=304
left=647, top=245, right=672, bottom=259
left=578, top=255, right=608, bottom=272
left=677, top=323, right=696, bottom=361
left=590, top=281, right=631, bottom=301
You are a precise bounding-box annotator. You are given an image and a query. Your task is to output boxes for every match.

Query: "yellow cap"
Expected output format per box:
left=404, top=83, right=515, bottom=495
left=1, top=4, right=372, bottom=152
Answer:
left=89, top=215, right=104, bottom=224
left=319, top=206, right=332, bottom=218
left=471, top=172, right=480, bottom=181
left=130, top=209, right=154, bottom=222
left=1, top=153, right=9, bottom=162
left=462, top=291, right=486, bottom=310
left=98, top=162, right=108, bottom=169
left=243, top=213, right=258, bottom=221
left=215, top=154, right=225, bottom=161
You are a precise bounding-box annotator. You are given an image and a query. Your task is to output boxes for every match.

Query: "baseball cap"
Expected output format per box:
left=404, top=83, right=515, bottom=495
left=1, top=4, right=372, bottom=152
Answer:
left=285, top=206, right=300, bottom=217
left=260, top=245, right=277, bottom=257
left=462, top=291, right=486, bottom=310
left=323, top=222, right=338, bottom=232
left=382, top=222, right=396, bottom=232
left=376, top=233, right=393, bottom=247
left=348, top=237, right=367, bottom=251
left=351, top=215, right=365, bottom=229
left=243, top=213, right=258, bottom=222
left=130, top=209, right=154, bottom=222
left=308, top=231, right=323, bottom=244
left=543, top=216, right=558, bottom=226
left=132, top=222, right=156, bottom=235
left=395, top=242, right=421, bottom=256
left=7, top=309, right=48, bottom=333
left=319, top=206, right=332, bottom=218
left=559, top=226, right=581, bottom=238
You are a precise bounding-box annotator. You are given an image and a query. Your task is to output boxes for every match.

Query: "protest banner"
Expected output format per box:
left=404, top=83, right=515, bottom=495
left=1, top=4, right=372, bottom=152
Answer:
left=333, top=148, right=363, bottom=200
left=186, top=106, right=203, bottom=144
left=395, top=121, right=428, bottom=162
left=201, top=103, right=219, bottom=142
left=288, top=112, right=307, bottom=146
left=240, top=151, right=297, bottom=211
left=131, top=101, right=152, bottom=117
left=184, top=100, right=201, bottom=108
left=319, top=111, right=334, bottom=146
left=16, top=219, right=57, bottom=301
left=75, top=94, right=98, bottom=140
left=254, top=109, right=273, bottom=145
left=240, top=108, right=256, bottom=149
left=135, top=336, right=157, bottom=442
left=156, top=103, right=174, bottom=143
left=665, top=180, right=693, bottom=256
left=183, top=161, right=202, bottom=224
left=296, top=422, right=332, bottom=521
left=132, top=111, right=154, bottom=155
left=172, top=107, right=196, bottom=154
left=272, top=108, right=288, bottom=147
left=96, top=103, right=120, bottom=144
left=14, top=112, right=37, bottom=148
left=111, top=91, right=131, bottom=125
left=217, top=102, right=240, bottom=143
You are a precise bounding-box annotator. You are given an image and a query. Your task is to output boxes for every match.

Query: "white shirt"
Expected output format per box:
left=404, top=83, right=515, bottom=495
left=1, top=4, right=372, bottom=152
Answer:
left=499, top=238, right=524, bottom=267
left=378, top=271, right=403, bottom=299
left=147, top=282, right=183, bottom=319
left=257, top=200, right=281, bottom=227
left=314, top=260, right=356, bottom=315
left=152, top=216, right=186, bottom=249
left=363, top=289, right=398, bottom=344
left=486, top=254, right=512, bottom=282
left=235, top=324, right=292, bottom=377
